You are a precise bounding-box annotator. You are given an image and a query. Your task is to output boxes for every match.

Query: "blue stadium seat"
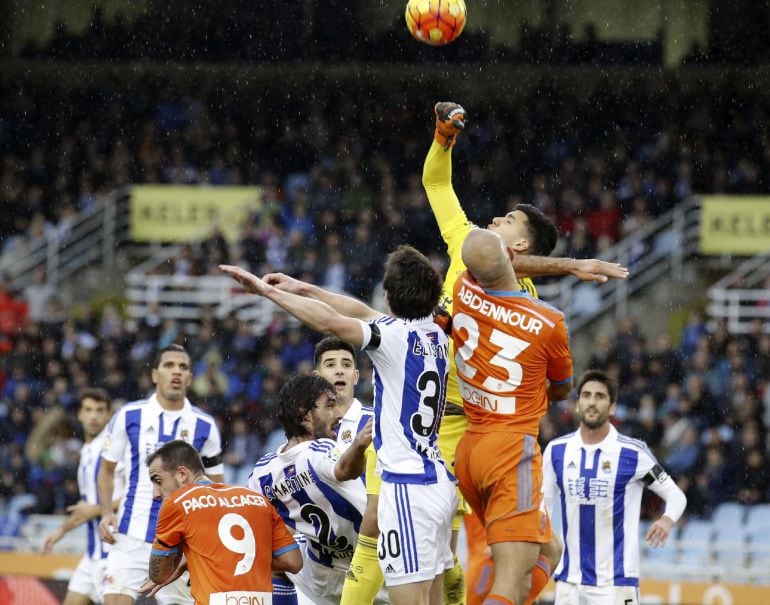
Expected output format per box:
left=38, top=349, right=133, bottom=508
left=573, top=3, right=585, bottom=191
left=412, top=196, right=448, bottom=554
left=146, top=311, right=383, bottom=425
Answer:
left=747, top=527, right=770, bottom=580
left=678, top=519, right=713, bottom=567
left=711, top=501, right=746, bottom=529
left=641, top=522, right=679, bottom=569
left=745, top=503, right=770, bottom=531
left=712, top=524, right=748, bottom=570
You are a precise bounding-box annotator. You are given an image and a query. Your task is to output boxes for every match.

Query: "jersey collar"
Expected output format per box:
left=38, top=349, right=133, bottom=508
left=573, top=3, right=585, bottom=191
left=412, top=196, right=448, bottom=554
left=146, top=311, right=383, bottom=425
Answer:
left=576, top=423, right=618, bottom=451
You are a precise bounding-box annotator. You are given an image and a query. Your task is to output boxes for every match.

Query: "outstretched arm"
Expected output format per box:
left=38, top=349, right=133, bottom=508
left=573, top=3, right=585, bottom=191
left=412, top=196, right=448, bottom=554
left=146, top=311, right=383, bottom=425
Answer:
left=221, top=265, right=367, bottom=346
left=263, top=273, right=381, bottom=321
left=421, top=102, right=468, bottom=231
left=513, top=255, right=629, bottom=282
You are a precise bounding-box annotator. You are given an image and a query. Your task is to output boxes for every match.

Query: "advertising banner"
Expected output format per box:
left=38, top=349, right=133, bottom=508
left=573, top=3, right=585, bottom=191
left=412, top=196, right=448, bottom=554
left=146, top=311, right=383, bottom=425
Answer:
left=130, top=185, right=262, bottom=242
left=699, top=196, right=770, bottom=255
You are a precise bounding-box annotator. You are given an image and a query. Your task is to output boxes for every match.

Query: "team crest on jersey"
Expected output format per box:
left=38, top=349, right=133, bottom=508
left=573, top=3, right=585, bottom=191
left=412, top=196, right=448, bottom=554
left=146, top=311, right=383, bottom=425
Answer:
left=285, top=464, right=297, bottom=478
left=602, top=460, right=612, bottom=474
left=341, top=429, right=352, bottom=443
left=181, top=429, right=189, bottom=441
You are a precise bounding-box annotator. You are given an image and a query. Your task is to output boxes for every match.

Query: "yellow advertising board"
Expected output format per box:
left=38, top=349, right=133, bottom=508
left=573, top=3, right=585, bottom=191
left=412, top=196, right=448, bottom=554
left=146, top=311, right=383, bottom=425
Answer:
left=699, top=196, right=770, bottom=255
left=541, top=578, right=770, bottom=604
left=130, top=185, right=262, bottom=242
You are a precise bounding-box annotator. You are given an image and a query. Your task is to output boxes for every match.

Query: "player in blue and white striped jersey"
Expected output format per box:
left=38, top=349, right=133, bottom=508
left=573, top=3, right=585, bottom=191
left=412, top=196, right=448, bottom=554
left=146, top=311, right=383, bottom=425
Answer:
left=543, top=370, right=687, bottom=605
left=222, top=245, right=456, bottom=605
left=97, top=345, right=224, bottom=605
left=313, top=336, right=374, bottom=455
left=43, top=389, right=125, bottom=605
left=248, top=374, right=383, bottom=605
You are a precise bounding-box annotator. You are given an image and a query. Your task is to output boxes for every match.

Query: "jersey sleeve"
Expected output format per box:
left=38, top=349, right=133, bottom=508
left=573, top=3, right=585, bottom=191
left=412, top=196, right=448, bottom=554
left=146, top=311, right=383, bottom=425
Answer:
left=270, top=503, right=300, bottom=558
left=647, top=470, right=688, bottom=524
left=545, top=316, right=573, bottom=384
left=422, top=140, right=466, bottom=233
left=634, top=442, right=660, bottom=479
left=200, top=422, right=224, bottom=476
left=101, top=409, right=127, bottom=464
left=151, top=498, right=183, bottom=557
left=423, top=141, right=476, bottom=311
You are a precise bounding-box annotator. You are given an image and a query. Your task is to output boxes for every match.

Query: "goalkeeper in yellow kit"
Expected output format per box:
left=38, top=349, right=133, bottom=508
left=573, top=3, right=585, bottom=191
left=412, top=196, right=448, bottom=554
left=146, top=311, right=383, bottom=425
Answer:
left=425, top=102, right=629, bottom=605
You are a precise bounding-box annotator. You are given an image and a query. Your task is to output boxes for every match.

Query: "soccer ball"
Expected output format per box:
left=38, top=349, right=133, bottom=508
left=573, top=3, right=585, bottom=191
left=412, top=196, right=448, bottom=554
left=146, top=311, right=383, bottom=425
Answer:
left=405, top=0, right=467, bottom=46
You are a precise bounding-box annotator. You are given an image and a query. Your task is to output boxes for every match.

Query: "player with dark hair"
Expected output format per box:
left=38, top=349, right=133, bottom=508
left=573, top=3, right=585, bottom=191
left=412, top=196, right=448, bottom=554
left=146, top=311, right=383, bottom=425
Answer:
left=145, top=440, right=302, bottom=604
left=424, top=102, right=629, bottom=605
left=43, top=388, right=121, bottom=605
left=313, top=336, right=373, bottom=453
left=248, top=374, right=382, bottom=605
left=98, top=344, right=224, bottom=605
left=543, top=369, right=687, bottom=604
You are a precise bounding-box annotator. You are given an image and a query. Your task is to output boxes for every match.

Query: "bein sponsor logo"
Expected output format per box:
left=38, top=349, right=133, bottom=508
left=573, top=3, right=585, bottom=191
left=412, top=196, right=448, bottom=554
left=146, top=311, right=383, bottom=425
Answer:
left=209, top=591, right=272, bottom=605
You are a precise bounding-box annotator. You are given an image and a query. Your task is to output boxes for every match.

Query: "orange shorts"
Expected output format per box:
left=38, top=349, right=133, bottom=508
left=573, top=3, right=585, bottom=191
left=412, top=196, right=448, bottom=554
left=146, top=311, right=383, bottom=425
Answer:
left=455, top=430, right=551, bottom=545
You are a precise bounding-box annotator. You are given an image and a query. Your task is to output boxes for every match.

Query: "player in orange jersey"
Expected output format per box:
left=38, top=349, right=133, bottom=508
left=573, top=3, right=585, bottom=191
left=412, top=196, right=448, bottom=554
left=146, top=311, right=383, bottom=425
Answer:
left=452, top=229, right=573, bottom=605
left=425, top=101, right=627, bottom=605
left=144, top=440, right=302, bottom=605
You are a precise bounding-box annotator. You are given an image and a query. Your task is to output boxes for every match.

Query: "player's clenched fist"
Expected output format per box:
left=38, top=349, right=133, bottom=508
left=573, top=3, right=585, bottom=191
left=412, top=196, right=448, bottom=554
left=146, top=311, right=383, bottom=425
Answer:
left=434, top=101, right=467, bottom=150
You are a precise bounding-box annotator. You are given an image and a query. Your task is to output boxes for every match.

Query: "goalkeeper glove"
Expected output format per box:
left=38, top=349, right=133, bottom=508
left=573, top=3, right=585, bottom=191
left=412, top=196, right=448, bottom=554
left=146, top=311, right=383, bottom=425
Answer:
left=434, top=102, right=467, bottom=150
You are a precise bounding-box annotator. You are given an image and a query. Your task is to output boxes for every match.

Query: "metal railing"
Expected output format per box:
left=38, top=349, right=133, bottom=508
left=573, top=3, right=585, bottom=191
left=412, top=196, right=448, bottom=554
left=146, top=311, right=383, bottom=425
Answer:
left=537, top=198, right=703, bottom=331
left=706, top=248, right=770, bottom=333
left=0, top=189, right=131, bottom=287
left=124, top=273, right=281, bottom=334
left=123, top=198, right=705, bottom=334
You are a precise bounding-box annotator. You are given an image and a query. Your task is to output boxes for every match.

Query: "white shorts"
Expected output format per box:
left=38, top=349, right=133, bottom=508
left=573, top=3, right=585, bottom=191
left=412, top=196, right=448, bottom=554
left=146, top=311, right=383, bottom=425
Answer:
left=67, top=555, right=107, bottom=603
left=554, top=581, right=639, bottom=605
left=289, top=540, right=389, bottom=605
left=104, top=533, right=194, bottom=605
left=377, top=480, right=456, bottom=587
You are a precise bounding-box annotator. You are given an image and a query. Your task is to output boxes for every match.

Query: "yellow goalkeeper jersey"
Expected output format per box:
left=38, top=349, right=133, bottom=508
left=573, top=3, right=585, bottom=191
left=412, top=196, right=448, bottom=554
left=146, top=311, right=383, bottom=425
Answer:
left=423, top=140, right=538, bottom=413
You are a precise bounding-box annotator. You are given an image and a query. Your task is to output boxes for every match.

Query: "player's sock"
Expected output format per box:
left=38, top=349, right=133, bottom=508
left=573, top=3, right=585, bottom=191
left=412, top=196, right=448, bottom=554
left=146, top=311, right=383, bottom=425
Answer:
left=340, top=534, right=383, bottom=605
left=272, top=576, right=298, bottom=605
left=483, top=595, right=513, bottom=605
left=444, top=551, right=466, bottom=605
left=523, top=555, right=551, bottom=605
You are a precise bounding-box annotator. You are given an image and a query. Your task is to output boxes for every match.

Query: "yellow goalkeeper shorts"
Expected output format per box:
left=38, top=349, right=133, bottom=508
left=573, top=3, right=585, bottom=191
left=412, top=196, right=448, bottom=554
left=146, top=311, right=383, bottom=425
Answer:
left=438, top=412, right=471, bottom=528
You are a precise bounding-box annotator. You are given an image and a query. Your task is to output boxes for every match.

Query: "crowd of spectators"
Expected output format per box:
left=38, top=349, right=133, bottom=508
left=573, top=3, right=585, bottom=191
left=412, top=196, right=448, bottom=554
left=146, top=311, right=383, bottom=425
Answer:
left=3, top=77, right=770, bottom=301
left=1, top=70, right=769, bottom=533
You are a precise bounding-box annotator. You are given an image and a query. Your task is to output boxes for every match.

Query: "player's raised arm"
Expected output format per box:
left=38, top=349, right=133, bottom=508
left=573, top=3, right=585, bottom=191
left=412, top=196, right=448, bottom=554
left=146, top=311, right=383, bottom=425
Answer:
left=513, top=254, right=629, bottom=282
left=263, top=272, right=381, bottom=321
left=422, top=102, right=468, bottom=230
left=220, top=265, right=367, bottom=346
